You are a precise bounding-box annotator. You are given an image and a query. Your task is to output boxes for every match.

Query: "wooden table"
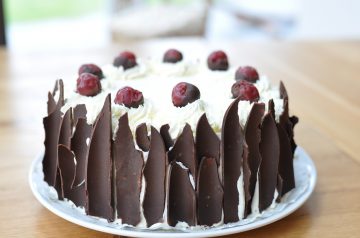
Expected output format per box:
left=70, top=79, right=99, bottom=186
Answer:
left=1, top=40, right=359, bottom=237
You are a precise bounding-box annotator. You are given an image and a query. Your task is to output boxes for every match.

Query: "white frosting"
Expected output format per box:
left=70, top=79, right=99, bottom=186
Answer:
left=237, top=167, right=245, bottom=220
left=61, top=58, right=284, bottom=137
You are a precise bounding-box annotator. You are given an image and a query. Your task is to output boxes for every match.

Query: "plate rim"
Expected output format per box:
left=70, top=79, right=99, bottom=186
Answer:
left=29, top=146, right=316, bottom=238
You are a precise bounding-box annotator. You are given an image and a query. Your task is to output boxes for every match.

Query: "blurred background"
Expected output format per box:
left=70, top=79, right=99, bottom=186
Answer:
left=1, top=0, right=360, bottom=52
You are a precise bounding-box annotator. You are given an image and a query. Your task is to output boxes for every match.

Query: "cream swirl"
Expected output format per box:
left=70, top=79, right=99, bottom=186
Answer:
left=61, top=58, right=284, bottom=135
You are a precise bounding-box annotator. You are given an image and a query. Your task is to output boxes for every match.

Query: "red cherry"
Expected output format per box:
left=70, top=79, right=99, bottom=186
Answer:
left=114, top=86, right=144, bottom=108
left=172, top=82, right=200, bottom=107
left=113, top=51, right=137, bottom=70
left=235, top=66, right=259, bottom=83
left=231, top=80, right=260, bottom=102
left=207, top=50, right=229, bottom=71
left=76, top=73, right=101, bottom=96
left=78, top=64, right=104, bottom=79
left=163, top=49, right=183, bottom=63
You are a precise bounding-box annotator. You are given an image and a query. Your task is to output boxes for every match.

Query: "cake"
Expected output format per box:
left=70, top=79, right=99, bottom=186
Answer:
left=42, top=49, right=298, bottom=228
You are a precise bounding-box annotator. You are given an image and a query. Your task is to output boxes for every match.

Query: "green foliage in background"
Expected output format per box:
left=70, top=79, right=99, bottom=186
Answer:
left=5, top=0, right=104, bottom=23
left=5, top=0, right=198, bottom=23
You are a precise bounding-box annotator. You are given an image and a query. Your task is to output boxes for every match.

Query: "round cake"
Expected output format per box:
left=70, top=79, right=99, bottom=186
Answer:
left=42, top=49, right=298, bottom=229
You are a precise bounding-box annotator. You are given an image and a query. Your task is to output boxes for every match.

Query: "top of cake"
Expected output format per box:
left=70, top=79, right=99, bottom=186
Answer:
left=60, top=49, right=284, bottom=138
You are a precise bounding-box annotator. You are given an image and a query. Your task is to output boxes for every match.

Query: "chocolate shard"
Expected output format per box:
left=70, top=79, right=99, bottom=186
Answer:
left=70, top=118, right=92, bottom=209
left=113, top=113, right=144, bottom=226
left=52, top=79, right=65, bottom=107
left=279, top=82, right=298, bottom=154
left=143, top=127, right=167, bottom=227
left=43, top=105, right=62, bottom=187
left=47, top=92, right=57, bottom=115
left=277, top=124, right=295, bottom=196
left=221, top=98, right=244, bottom=223
left=71, top=118, right=92, bottom=186
left=244, top=102, right=265, bottom=215
left=268, top=99, right=275, bottom=119
left=280, top=81, right=288, bottom=100
left=135, top=123, right=150, bottom=152
left=58, top=145, right=76, bottom=199
left=197, top=157, right=223, bottom=226
left=259, top=113, right=280, bottom=212
left=73, top=104, right=87, bottom=126
left=160, top=124, right=174, bottom=151
left=87, top=95, right=114, bottom=221
left=168, top=124, right=197, bottom=178
left=167, top=162, right=196, bottom=227
left=59, top=108, right=72, bottom=147
left=196, top=114, right=220, bottom=166
left=242, top=143, right=251, bottom=219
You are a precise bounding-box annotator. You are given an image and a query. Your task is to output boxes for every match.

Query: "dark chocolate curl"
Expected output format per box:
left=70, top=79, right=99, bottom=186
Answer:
left=242, top=143, right=251, bottom=218
left=43, top=106, right=62, bottom=187
left=277, top=124, right=295, bottom=196
left=244, top=102, right=265, bottom=215
left=87, top=95, right=113, bottom=221
left=167, top=162, right=196, bottom=226
left=197, top=157, right=223, bottom=226
left=196, top=114, right=220, bottom=166
left=168, top=124, right=197, bottom=178
left=135, top=123, right=150, bottom=152
left=221, top=98, right=244, bottom=223
left=113, top=113, right=144, bottom=226
left=58, top=145, right=76, bottom=199
left=143, top=127, right=167, bottom=227
left=47, top=92, right=56, bottom=115
left=160, top=124, right=174, bottom=151
left=259, top=113, right=280, bottom=212
left=279, top=81, right=288, bottom=100
left=70, top=118, right=92, bottom=209
left=279, top=81, right=298, bottom=154
left=268, top=99, right=275, bottom=119
left=71, top=118, right=92, bottom=186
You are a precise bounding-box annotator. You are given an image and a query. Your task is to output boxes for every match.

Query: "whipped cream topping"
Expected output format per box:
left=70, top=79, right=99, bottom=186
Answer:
left=61, top=58, right=284, bottom=138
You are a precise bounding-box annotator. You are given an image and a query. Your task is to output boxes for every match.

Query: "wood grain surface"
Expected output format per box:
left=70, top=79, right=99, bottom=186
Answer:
left=0, top=40, right=359, bottom=237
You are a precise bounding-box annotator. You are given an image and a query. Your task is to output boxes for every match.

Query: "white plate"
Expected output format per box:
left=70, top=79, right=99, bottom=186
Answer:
left=29, top=146, right=316, bottom=238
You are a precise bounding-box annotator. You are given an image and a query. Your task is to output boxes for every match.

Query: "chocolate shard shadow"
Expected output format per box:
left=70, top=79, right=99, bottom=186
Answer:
left=87, top=95, right=114, bottom=221
left=58, top=145, right=76, bottom=199
left=277, top=124, right=295, bottom=196
left=221, top=98, right=244, bottom=223
left=167, top=162, right=196, bottom=227
left=244, top=102, right=265, bottom=215
left=70, top=118, right=92, bottom=209
left=259, top=113, right=280, bottom=212
left=196, top=114, right=220, bottom=166
left=143, top=127, right=167, bottom=227
left=168, top=124, right=197, bottom=179
left=113, top=113, right=144, bottom=226
left=197, top=157, right=223, bottom=226
left=160, top=124, right=174, bottom=151
left=135, top=123, right=150, bottom=152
